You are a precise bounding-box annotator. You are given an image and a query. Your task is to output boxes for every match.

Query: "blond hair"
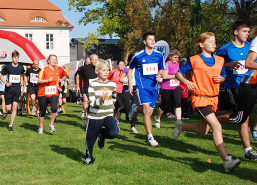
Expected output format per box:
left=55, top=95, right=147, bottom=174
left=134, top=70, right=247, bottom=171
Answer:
left=95, top=60, right=110, bottom=71
left=46, top=54, right=57, bottom=64
left=194, top=32, right=215, bottom=55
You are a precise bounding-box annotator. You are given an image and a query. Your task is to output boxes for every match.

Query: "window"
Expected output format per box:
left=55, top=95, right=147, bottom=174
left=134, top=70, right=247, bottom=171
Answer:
left=0, top=17, right=5, bottom=21
left=31, top=17, right=47, bottom=22
left=25, top=33, right=33, bottom=42
left=46, top=34, right=54, bottom=49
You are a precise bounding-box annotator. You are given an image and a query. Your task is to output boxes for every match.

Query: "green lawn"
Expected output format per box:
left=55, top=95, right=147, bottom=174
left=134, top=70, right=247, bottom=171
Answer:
left=0, top=102, right=256, bottom=184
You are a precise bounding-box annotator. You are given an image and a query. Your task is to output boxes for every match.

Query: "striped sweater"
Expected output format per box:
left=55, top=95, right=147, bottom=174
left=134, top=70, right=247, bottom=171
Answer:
left=88, top=79, right=117, bottom=119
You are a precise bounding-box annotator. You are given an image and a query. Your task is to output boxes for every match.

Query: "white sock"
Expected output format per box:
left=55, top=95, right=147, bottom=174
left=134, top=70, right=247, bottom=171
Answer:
left=245, top=147, right=252, bottom=153
left=147, top=134, right=153, bottom=140
left=9, top=125, right=12, bottom=127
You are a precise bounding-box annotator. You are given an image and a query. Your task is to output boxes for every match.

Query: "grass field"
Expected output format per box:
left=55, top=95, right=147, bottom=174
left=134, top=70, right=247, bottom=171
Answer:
left=0, top=102, right=256, bottom=184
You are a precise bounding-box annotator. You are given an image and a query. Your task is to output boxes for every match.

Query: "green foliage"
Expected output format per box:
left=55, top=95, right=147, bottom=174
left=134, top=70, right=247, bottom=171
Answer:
left=69, top=0, right=257, bottom=60
left=83, top=33, right=99, bottom=51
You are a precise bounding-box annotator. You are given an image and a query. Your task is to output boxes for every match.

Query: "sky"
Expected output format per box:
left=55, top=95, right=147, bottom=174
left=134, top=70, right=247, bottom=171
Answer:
left=48, top=0, right=100, bottom=39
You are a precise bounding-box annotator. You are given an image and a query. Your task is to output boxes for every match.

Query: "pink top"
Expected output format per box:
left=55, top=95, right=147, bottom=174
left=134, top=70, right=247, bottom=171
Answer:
left=161, top=61, right=180, bottom=90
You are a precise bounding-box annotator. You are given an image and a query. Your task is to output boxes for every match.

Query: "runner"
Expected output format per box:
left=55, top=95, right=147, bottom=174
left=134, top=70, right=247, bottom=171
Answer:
left=174, top=32, right=241, bottom=173
left=128, top=32, right=164, bottom=147
left=37, top=54, right=61, bottom=134
left=25, top=59, right=41, bottom=116
left=76, top=54, right=98, bottom=120
left=154, top=50, right=182, bottom=128
left=0, top=50, right=24, bottom=132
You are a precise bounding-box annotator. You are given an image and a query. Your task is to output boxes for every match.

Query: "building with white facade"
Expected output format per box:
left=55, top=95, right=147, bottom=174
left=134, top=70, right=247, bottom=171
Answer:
left=0, top=0, right=73, bottom=66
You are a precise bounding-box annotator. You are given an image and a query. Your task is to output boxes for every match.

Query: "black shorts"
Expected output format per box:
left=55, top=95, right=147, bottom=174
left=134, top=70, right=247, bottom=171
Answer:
left=0, top=91, right=4, bottom=95
left=229, top=83, right=257, bottom=124
left=5, top=92, right=21, bottom=105
left=80, top=85, right=88, bottom=95
left=28, top=86, right=39, bottom=97
left=195, top=105, right=214, bottom=119
left=226, top=88, right=239, bottom=112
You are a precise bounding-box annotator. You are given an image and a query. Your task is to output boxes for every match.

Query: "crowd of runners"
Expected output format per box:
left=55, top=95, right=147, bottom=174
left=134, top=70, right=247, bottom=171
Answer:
left=1, top=20, right=257, bottom=173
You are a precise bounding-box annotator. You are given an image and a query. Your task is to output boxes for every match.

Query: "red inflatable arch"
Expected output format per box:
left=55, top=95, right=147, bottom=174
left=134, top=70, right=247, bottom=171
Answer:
left=0, top=30, right=46, bottom=67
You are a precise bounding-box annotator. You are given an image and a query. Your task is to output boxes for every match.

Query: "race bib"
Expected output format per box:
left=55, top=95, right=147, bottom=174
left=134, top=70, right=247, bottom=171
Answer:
left=170, top=78, right=180, bottom=87
left=30, top=73, right=38, bottom=84
left=9, top=75, right=20, bottom=83
left=233, top=60, right=248, bottom=74
left=45, top=86, right=56, bottom=95
left=143, top=63, right=158, bottom=75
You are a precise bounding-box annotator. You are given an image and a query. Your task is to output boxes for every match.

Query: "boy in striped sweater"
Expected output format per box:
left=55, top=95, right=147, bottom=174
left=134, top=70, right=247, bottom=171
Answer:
left=84, top=60, right=120, bottom=165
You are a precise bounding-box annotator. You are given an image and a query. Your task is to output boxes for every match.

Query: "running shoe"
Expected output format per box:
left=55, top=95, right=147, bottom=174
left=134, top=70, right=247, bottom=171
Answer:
left=249, top=126, right=257, bottom=139
left=173, top=120, right=183, bottom=139
left=130, top=127, right=138, bottom=133
left=167, top=114, right=176, bottom=118
left=0, top=111, right=2, bottom=115
left=245, top=148, right=257, bottom=160
left=8, top=126, right=13, bottom=132
left=3, top=113, right=7, bottom=118
left=81, top=112, right=86, bottom=119
left=38, top=127, right=44, bottom=134
left=154, top=116, right=161, bottom=128
left=224, top=156, right=241, bottom=173
left=115, top=116, right=119, bottom=124
left=48, top=124, right=56, bottom=132
left=84, top=157, right=94, bottom=165
left=128, top=103, right=137, bottom=119
left=98, top=134, right=105, bottom=149
left=58, top=106, right=63, bottom=113
left=31, top=108, right=36, bottom=116
left=148, top=137, right=159, bottom=147
left=116, top=107, right=122, bottom=121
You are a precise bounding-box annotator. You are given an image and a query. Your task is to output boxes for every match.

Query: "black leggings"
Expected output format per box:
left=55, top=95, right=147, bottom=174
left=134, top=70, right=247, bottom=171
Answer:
left=122, top=91, right=139, bottom=127
left=38, top=95, right=58, bottom=117
left=159, top=87, right=181, bottom=112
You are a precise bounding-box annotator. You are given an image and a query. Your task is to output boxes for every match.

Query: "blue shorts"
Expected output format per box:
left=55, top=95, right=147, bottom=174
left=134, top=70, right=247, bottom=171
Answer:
left=136, top=88, right=157, bottom=109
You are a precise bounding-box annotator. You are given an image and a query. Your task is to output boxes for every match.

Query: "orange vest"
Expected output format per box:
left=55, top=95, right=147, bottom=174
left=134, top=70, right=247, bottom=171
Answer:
left=38, top=66, right=60, bottom=97
left=190, top=55, right=224, bottom=111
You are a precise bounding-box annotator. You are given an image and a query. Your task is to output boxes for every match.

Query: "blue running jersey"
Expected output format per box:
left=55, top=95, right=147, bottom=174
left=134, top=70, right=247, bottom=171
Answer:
left=216, top=40, right=251, bottom=89
left=129, top=49, right=165, bottom=91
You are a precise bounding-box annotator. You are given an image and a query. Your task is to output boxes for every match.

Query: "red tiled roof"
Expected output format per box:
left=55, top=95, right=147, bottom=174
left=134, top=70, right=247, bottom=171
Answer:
left=0, top=0, right=73, bottom=28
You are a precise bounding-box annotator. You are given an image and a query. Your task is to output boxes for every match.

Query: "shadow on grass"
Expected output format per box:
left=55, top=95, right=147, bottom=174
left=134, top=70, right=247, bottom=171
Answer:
left=60, top=120, right=85, bottom=130
left=19, top=123, right=54, bottom=135
left=50, top=144, right=84, bottom=163
left=109, top=141, right=257, bottom=181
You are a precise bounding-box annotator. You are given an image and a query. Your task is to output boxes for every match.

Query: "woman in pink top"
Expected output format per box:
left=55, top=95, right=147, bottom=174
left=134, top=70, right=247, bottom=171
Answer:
left=154, top=50, right=182, bottom=128
left=108, top=60, right=125, bottom=122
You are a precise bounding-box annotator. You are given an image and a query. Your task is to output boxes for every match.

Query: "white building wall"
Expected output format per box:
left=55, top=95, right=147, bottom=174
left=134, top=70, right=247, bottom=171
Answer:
left=2, top=28, right=70, bottom=66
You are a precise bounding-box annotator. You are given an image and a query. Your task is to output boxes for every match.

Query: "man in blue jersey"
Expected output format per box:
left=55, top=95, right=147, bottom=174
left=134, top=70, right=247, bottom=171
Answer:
left=128, top=32, right=164, bottom=147
left=216, top=21, right=250, bottom=114
left=217, top=21, right=257, bottom=160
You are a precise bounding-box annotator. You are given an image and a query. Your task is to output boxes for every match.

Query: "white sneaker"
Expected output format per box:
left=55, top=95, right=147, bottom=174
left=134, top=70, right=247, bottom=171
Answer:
left=154, top=116, right=161, bottom=128
left=224, top=156, right=241, bottom=173
left=38, top=127, right=44, bottom=134
left=167, top=114, right=176, bottom=118
left=173, top=120, right=183, bottom=139
left=128, top=103, right=137, bottom=119
left=49, top=124, right=56, bottom=132
left=81, top=112, right=86, bottom=119
left=31, top=108, right=36, bottom=116
left=130, top=127, right=138, bottom=133
left=148, top=137, right=159, bottom=147
left=0, top=111, right=2, bottom=116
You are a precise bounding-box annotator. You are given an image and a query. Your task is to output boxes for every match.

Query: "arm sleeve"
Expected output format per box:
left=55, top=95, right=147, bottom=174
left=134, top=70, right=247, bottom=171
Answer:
left=158, top=55, right=165, bottom=70
left=178, top=60, right=192, bottom=74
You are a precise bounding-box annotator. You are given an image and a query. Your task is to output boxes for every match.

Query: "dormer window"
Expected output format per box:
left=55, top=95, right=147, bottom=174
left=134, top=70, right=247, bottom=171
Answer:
left=0, top=17, right=6, bottom=21
left=31, top=17, right=47, bottom=22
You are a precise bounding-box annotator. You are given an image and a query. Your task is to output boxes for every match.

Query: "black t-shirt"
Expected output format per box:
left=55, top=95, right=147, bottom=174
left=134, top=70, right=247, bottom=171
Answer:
left=25, top=67, right=41, bottom=87
left=1, top=63, right=24, bottom=92
left=79, top=64, right=97, bottom=88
